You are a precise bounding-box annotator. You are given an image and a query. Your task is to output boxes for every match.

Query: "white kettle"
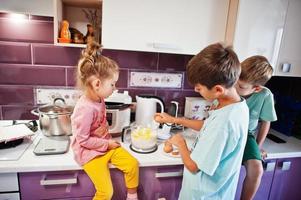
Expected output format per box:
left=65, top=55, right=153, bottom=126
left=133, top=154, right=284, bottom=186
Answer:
left=135, top=95, right=164, bottom=127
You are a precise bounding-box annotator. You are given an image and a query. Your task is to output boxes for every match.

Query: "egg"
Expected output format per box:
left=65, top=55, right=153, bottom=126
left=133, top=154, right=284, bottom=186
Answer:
left=163, top=141, right=173, bottom=153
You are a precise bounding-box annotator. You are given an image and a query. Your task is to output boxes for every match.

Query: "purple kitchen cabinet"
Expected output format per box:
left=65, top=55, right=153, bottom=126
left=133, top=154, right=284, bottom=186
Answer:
left=19, top=169, right=128, bottom=200
left=235, top=159, right=276, bottom=200
left=269, top=157, right=301, bottom=200
left=19, top=170, right=95, bottom=200
left=111, top=168, right=128, bottom=200
left=138, top=165, right=183, bottom=200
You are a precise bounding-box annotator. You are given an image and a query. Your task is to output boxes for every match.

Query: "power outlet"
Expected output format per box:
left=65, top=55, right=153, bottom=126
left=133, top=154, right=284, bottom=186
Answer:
left=130, top=72, right=183, bottom=88
left=35, top=88, right=82, bottom=105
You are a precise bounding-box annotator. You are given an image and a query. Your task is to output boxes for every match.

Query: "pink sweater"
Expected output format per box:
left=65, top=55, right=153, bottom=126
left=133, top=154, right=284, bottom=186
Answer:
left=71, top=95, right=111, bottom=166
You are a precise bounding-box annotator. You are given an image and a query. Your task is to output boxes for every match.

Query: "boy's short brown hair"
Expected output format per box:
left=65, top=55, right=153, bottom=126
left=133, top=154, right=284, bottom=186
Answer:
left=187, top=43, right=240, bottom=89
left=240, top=55, right=273, bottom=86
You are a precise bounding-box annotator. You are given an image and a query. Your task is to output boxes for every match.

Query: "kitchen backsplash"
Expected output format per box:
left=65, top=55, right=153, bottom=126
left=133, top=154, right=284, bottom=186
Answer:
left=0, top=13, right=198, bottom=120
left=1, top=12, right=301, bottom=133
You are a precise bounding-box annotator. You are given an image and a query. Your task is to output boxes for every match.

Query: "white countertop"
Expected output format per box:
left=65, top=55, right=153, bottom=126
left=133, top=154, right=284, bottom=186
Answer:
left=263, top=129, right=301, bottom=159
left=1, top=120, right=301, bottom=173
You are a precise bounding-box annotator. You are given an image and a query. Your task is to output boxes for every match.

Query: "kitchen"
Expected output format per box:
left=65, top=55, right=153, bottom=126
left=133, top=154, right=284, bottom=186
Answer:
left=0, top=0, right=301, bottom=199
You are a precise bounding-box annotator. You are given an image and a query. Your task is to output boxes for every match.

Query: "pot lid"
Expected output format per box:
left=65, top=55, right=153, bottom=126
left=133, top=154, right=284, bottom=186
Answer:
left=38, top=98, right=73, bottom=115
left=38, top=105, right=73, bottom=115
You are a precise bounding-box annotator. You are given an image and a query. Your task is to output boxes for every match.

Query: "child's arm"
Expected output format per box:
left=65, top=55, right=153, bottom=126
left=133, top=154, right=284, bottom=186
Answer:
left=72, top=107, right=110, bottom=151
left=169, top=134, right=199, bottom=173
left=256, top=121, right=271, bottom=148
left=154, top=112, right=204, bottom=131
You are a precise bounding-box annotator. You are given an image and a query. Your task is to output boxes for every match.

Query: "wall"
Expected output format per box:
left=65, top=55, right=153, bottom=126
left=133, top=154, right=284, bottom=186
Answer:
left=0, top=13, right=197, bottom=120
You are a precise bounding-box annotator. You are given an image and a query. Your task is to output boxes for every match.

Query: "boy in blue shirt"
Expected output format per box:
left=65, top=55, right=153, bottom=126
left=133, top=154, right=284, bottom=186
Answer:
left=155, top=43, right=249, bottom=199
left=235, top=56, right=277, bottom=200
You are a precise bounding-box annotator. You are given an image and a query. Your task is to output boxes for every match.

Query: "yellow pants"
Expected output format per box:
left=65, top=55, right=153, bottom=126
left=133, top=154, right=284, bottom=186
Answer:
left=83, top=147, right=139, bottom=200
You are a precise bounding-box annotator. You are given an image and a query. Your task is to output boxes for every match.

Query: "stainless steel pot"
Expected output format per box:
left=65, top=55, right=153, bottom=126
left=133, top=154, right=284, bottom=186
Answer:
left=31, top=98, right=73, bottom=136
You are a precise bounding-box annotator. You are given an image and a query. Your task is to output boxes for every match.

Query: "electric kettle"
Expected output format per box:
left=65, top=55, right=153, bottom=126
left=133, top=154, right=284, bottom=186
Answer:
left=135, top=95, right=164, bottom=127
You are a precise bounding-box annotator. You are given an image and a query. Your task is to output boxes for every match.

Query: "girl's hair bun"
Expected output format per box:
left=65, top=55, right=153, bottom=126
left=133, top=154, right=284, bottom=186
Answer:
left=82, top=41, right=103, bottom=62
left=76, top=41, right=119, bottom=90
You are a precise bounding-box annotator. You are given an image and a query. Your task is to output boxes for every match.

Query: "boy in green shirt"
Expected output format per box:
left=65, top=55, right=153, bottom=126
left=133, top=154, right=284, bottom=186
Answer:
left=235, top=56, right=277, bottom=200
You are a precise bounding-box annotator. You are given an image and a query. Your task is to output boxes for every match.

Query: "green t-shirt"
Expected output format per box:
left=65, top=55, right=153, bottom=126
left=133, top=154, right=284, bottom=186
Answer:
left=246, top=87, right=277, bottom=135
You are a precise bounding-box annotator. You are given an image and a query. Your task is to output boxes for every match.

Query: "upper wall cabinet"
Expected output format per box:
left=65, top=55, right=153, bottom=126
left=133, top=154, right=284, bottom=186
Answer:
left=102, top=0, right=230, bottom=55
left=275, top=0, right=301, bottom=77
left=54, top=0, right=102, bottom=48
left=233, top=0, right=289, bottom=69
left=0, top=0, right=53, bottom=16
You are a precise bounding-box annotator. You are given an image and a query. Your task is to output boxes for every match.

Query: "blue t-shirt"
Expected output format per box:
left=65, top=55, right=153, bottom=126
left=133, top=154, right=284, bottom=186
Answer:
left=179, top=99, right=249, bottom=200
left=246, top=87, right=277, bottom=135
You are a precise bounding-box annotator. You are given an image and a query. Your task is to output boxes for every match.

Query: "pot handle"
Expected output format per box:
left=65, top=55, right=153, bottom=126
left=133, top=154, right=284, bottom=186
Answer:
left=53, top=97, right=66, bottom=105
left=31, top=108, right=39, bottom=116
left=121, top=126, right=131, bottom=143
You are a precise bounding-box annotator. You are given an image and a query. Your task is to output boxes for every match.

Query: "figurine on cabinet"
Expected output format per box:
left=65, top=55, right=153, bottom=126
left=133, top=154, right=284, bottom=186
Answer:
left=69, top=27, right=84, bottom=44
left=58, top=20, right=71, bottom=43
left=84, top=24, right=95, bottom=43
left=82, top=8, right=101, bottom=43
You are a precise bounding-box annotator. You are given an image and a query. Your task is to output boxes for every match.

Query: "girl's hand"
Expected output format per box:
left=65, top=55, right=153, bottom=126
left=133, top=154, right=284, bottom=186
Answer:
left=168, top=133, right=185, bottom=148
left=108, top=139, right=120, bottom=150
left=154, top=112, right=175, bottom=124
left=94, top=125, right=108, bottom=137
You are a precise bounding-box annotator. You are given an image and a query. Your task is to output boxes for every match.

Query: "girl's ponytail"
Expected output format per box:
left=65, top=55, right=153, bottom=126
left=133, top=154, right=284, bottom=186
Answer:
left=76, top=41, right=119, bottom=90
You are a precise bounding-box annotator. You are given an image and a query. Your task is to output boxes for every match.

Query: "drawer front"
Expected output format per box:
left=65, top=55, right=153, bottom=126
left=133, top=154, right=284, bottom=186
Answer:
left=0, top=173, right=19, bottom=192
left=0, top=193, right=20, bottom=200
left=139, top=165, right=184, bottom=200
left=19, top=171, right=95, bottom=200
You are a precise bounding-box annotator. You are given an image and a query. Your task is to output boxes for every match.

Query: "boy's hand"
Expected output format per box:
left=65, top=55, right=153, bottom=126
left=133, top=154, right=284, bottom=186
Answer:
left=94, top=125, right=108, bottom=137
left=108, top=139, right=120, bottom=150
left=260, top=149, right=267, bottom=160
left=168, top=133, right=186, bottom=148
left=154, top=112, right=176, bottom=124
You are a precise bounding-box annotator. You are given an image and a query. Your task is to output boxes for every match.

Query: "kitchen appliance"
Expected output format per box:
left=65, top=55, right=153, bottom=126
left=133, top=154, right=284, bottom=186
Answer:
left=135, top=95, right=164, bottom=127
left=0, top=120, right=38, bottom=149
left=105, top=90, right=132, bottom=137
left=0, top=121, right=38, bottom=161
left=184, top=97, right=211, bottom=120
left=31, top=98, right=73, bottom=136
left=33, top=136, right=70, bottom=155
left=157, top=101, right=179, bottom=140
left=31, top=98, right=72, bottom=155
left=122, top=123, right=158, bottom=153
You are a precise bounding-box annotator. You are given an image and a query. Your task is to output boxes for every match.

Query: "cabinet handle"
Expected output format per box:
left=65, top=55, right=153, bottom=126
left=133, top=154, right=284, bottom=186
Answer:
left=281, top=161, right=291, bottom=171
left=155, top=171, right=183, bottom=178
left=40, top=173, right=78, bottom=186
left=152, top=43, right=180, bottom=51
left=264, top=162, right=276, bottom=172
left=281, top=63, right=291, bottom=73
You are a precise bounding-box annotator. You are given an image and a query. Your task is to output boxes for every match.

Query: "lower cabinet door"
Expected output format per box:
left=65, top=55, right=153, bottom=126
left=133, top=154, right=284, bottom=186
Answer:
left=235, top=159, right=276, bottom=200
left=269, top=158, right=301, bottom=200
left=111, top=169, right=128, bottom=200
left=139, top=165, right=183, bottom=200
left=19, top=170, right=95, bottom=200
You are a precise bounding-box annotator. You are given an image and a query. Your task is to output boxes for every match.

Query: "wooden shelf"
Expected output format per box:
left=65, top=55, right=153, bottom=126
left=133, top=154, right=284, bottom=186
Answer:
left=54, top=42, right=86, bottom=48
